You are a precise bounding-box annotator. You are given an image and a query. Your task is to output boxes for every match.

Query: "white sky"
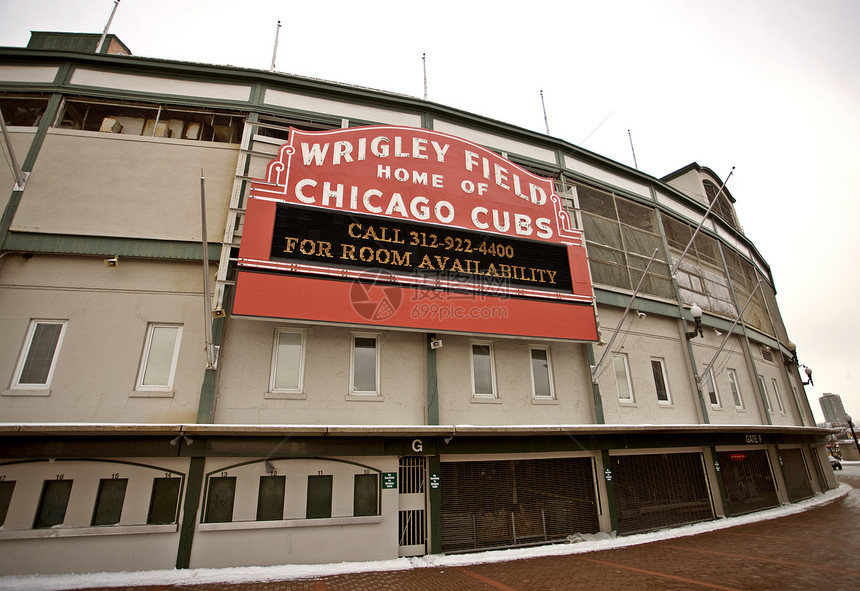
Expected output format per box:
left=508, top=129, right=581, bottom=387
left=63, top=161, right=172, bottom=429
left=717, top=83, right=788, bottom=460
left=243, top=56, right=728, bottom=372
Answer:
left=1, top=0, right=858, bottom=423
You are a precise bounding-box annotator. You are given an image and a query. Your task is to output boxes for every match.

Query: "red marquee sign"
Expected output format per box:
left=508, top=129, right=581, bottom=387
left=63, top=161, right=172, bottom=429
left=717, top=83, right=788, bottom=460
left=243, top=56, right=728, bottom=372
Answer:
left=234, top=126, right=597, bottom=341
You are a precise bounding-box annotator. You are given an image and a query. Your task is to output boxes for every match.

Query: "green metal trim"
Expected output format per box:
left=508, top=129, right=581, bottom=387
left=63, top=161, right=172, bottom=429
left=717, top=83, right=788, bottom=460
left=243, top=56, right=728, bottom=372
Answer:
left=196, top=297, right=228, bottom=424
left=593, top=289, right=682, bottom=319
left=586, top=343, right=605, bottom=424
left=195, top=370, right=218, bottom=425
left=0, top=93, right=62, bottom=248
left=175, top=456, right=205, bottom=569
left=426, top=334, right=439, bottom=426
left=600, top=450, right=618, bottom=532
left=428, top=455, right=442, bottom=554
left=710, top=446, right=730, bottom=515
left=3, top=231, right=220, bottom=261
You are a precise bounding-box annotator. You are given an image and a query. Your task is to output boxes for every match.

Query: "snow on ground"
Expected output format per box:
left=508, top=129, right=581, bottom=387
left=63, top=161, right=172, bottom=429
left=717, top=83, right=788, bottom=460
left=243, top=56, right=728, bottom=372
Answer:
left=0, top=482, right=852, bottom=591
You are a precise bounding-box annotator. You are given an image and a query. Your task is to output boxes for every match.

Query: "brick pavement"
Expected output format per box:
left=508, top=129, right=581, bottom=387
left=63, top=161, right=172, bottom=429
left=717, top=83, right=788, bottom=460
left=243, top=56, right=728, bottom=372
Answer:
left=68, top=472, right=860, bottom=591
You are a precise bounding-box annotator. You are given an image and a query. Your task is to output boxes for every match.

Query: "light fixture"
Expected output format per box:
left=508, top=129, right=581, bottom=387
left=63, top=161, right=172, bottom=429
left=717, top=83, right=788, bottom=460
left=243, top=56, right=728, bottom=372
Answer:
left=800, top=365, right=813, bottom=386
left=783, top=340, right=799, bottom=367
left=637, top=311, right=647, bottom=319
left=170, top=432, right=193, bottom=446
left=714, top=329, right=723, bottom=336
left=264, top=460, right=276, bottom=474
left=104, top=256, right=119, bottom=268
left=685, top=304, right=703, bottom=339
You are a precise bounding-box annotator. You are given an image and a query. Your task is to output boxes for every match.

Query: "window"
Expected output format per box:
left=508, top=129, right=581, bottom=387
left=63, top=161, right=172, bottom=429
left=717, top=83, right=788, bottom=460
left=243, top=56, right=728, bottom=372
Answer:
left=758, top=375, right=771, bottom=412
left=0, top=481, right=15, bottom=527
left=257, top=475, right=286, bottom=521
left=728, top=369, right=743, bottom=408
left=204, top=476, right=236, bottom=523
left=770, top=379, right=785, bottom=413
left=306, top=475, right=333, bottom=519
left=147, top=477, right=181, bottom=525
left=270, top=330, right=304, bottom=393
left=613, top=355, right=634, bottom=402
left=471, top=342, right=497, bottom=397
left=136, top=324, right=182, bottom=391
left=530, top=347, right=554, bottom=398
left=652, top=358, right=671, bottom=403
left=351, top=334, right=379, bottom=395
left=703, top=367, right=719, bottom=407
left=12, top=320, right=67, bottom=389
left=34, top=479, right=73, bottom=529
left=91, top=478, right=128, bottom=526
left=353, top=473, right=378, bottom=517
left=56, top=97, right=244, bottom=143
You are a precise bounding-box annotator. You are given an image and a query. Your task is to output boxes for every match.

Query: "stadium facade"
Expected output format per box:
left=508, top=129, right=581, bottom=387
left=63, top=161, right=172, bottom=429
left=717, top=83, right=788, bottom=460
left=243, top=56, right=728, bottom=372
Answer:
left=0, top=33, right=835, bottom=575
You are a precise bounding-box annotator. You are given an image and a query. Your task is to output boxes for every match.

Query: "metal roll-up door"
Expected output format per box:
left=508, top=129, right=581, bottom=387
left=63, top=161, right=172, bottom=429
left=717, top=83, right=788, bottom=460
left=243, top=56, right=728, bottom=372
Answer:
left=440, top=457, right=599, bottom=553
left=717, top=449, right=779, bottom=516
left=780, top=448, right=814, bottom=502
left=612, top=452, right=714, bottom=534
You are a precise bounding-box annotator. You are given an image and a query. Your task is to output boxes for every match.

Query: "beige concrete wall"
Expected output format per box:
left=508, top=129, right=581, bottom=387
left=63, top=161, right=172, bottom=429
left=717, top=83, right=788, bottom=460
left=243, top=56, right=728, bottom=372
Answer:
left=596, top=309, right=700, bottom=424
left=0, top=457, right=187, bottom=575
left=663, top=168, right=708, bottom=207
left=0, top=128, right=37, bottom=210
left=689, top=331, right=769, bottom=425
left=0, top=255, right=208, bottom=423
left=189, top=456, right=399, bottom=568
left=748, top=345, right=804, bottom=426
left=215, top=320, right=427, bottom=425
left=11, top=129, right=237, bottom=242
left=436, top=334, right=594, bottom=426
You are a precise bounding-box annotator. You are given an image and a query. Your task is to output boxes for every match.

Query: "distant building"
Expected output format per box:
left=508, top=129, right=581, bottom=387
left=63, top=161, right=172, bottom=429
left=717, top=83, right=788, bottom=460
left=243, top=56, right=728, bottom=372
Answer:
left=0, top=31, right=836, bottom=576
left=820, top=393, right=848, bottom=426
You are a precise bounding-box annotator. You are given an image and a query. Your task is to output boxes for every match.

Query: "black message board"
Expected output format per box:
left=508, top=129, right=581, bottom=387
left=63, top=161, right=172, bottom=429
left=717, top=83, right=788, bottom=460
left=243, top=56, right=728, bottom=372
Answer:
left=269, top=204, right=573, bottom=294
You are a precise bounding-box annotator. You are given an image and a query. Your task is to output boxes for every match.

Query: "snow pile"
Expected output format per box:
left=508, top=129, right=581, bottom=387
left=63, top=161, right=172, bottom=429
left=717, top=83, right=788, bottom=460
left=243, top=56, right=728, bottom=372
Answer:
left=0, top=483, right=850, bottom=591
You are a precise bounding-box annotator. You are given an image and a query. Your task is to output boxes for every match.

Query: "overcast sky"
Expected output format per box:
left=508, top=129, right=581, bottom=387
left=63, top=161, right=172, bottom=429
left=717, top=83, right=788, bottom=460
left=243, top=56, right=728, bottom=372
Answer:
left=2, top=0, right=858, bottom=424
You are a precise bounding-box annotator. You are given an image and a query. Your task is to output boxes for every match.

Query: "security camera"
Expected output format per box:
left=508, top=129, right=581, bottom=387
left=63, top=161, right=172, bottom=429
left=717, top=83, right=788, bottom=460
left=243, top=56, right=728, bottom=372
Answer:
left=104, top=256, right=119, bottom=268
left=430, top=338, right=443, bottom=350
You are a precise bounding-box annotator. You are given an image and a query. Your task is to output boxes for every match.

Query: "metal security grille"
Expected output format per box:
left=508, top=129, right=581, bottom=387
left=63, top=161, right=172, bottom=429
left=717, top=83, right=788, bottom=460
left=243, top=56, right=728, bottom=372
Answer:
left=399, top=456, right=425, bottom=494
left=440, top=457, right=599, bottom=553
left=576, top=183, right=675, bottom=300
left=54, top=97, right=244, bottom=143
left=612, top=452, right=714, bottom=534
left=398, top=457, right=426, bottom=556
left=780, top=448, right=814, bottom=502
left=399, top=509, right=425, bottom=547
left=0, top=94, right=50, bottom=126
left=717, top=450, right=779, bottom=516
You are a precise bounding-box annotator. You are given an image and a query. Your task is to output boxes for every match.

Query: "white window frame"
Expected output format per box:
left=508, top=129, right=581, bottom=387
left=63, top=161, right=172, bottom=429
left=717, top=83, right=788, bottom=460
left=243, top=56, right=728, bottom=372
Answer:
left=770, top=378, right=785, bottom=413
left=651, top=357, right=672, bottom=404
left=757, top=375, right=771, bottom=412
left=268, top=328, right=306, bottom=397
left=349, top=333, right=380, bottom=397
left=135, top=324, right=182, bottom=393
left=703, top=366, right=720, bottom=407
left=613, top=354, right=634, bottom=403
left=11, top=320, right=67, bottom=390
left=470, top=341, right=497, bottom=399
left=727, top=369, right=744, bottom=409
left=529, top=346, right=555, bottom=399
